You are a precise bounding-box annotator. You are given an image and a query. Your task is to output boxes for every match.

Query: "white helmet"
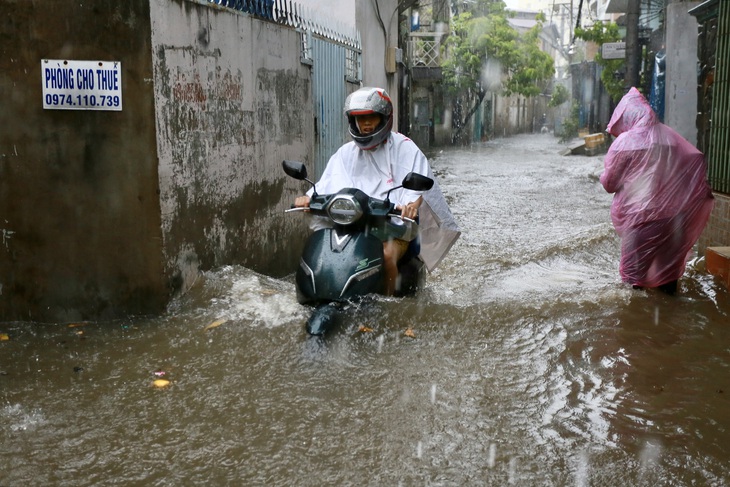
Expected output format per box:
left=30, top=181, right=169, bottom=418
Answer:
left=344, top=87, right=393, bottom=150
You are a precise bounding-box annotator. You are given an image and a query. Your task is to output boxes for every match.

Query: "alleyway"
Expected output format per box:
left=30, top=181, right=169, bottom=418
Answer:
left=2, top=134, right=729, bottom=485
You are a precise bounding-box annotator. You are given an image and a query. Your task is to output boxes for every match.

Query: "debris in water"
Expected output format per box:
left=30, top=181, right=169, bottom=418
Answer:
left=404, top=328, right=416, bottom=338
left=203, top=319, right=228, bottom=332
left=153, top=379, right=171, bottom=388
left=358, top=325, right=374, bottom=333
left=0, top=333, right=9, bottom=341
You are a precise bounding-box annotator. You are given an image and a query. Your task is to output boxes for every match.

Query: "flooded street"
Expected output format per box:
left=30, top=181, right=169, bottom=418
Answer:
left=2, top=133, right=729, bottom=485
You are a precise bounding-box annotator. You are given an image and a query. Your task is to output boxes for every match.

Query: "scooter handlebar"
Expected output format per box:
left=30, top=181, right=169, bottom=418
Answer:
left=388, top=213, right=416, bottom=224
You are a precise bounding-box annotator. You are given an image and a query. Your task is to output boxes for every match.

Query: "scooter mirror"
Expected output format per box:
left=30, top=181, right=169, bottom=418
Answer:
left=402, top=172, right=434, bottom=192
left=282, top=160, right=308, bottom=180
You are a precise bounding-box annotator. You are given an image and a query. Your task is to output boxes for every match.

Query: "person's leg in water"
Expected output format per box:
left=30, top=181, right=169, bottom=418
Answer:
left=624, top=217, right=683, bottom=294
left=383, top=239, right=409, bottom=296
left=653, top=214, right=687, bottom=295
left=622, top=224, right=653, bottom=290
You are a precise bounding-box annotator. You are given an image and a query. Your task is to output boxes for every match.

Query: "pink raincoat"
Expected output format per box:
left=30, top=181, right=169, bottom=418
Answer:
left=600, top=87, right=714, bottom=288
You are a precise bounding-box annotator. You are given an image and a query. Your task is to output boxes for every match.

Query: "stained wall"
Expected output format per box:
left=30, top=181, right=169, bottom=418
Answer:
left=0, top=0, right=313, bottom=321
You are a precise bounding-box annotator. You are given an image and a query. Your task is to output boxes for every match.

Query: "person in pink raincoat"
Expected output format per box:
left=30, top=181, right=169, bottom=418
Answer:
left=600, top=87, right=714, bottom=294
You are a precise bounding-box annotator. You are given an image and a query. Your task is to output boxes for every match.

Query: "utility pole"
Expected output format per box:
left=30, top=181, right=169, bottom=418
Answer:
left=625, top=0, right=641, bottom=90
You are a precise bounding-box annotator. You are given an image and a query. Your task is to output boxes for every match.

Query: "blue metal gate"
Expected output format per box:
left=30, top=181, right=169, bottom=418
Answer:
left=308, top=34, right=361, bottom=177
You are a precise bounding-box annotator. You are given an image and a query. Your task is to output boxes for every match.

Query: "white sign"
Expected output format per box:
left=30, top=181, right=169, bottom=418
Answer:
left=602, top=42, right=626, bottom=60
left=41, top=60, right=122, bottom=111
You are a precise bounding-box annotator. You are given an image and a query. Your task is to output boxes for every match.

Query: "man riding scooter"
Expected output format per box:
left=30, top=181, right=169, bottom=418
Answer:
left=294, top=87, right=459, bottom=295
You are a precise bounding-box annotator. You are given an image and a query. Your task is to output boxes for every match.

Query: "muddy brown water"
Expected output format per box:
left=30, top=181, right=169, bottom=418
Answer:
left=2, top=134, right=729, bottom=486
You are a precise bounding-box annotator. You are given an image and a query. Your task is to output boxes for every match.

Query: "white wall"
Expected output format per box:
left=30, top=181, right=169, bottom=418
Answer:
left=356, top=0, right=400, bottom=126
left=664, top=2, right=701, bottom=146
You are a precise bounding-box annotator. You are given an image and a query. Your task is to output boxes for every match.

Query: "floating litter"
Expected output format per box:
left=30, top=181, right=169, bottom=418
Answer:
left=204, top=318, right=228, bottom=332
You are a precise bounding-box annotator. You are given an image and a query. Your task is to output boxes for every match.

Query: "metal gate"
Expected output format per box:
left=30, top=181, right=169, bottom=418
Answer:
left=708, top=0, right=730, bottom=194
left=309, top=36, right=361, bottom=178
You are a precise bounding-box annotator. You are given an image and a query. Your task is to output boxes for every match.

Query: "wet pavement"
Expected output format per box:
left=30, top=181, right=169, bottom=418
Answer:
left=2, top=133, right=729, bottom=485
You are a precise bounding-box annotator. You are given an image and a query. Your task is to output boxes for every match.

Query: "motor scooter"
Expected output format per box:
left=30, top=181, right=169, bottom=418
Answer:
left=283, top=160, right=434, bottom=336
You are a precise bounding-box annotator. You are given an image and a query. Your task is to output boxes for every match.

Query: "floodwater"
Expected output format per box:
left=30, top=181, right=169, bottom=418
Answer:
left=2, top=134, right=729, bottom=486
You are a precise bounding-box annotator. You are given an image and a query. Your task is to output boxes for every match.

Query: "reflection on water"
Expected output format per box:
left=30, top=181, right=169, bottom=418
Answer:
left=2, top=134, right=729, bottom=485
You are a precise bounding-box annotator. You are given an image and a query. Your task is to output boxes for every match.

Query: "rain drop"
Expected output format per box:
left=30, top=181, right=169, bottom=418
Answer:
left=487, top=443, right=496, bottom=468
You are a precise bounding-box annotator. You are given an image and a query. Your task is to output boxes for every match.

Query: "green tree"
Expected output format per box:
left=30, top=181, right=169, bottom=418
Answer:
left=557, top=102, right=580, bottom=143
left=574, top=21, right=624, bottom=102
left=441, top=1, right=554, bottom=143
left=548, top=84, right=569, bottom=107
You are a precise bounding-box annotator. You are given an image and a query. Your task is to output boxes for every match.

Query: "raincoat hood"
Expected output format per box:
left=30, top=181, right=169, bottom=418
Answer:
left=599, top=87, right=714, bottom=287
left=606, top=87, right=658, bottom=137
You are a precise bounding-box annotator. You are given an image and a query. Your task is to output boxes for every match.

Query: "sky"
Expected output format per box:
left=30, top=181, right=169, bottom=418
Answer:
left=504, top=0, right=555, bottom=10
left=295, top=0, right=559, bottom=28
left=298, top=0, right=355, bottom=27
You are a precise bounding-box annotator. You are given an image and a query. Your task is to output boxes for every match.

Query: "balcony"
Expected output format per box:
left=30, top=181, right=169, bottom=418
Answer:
left=407, top=32, right=444, bottom=81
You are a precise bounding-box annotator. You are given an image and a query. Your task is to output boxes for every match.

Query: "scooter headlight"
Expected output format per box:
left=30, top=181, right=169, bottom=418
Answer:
left=326, top=194, right=363, bottom=225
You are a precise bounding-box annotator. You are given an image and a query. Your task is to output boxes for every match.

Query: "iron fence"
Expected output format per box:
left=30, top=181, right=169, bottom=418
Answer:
left=207, top=0, right=360, bottom=49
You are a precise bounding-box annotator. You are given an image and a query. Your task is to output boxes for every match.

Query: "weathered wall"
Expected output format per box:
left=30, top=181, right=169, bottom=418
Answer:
left=665, top=2, right=701, bottom=146
left=150, top=0, right=313, bottom=294
left=0, top=0, right=314, bottom=321
left=699, top=193, right=730, bottom=254
left=357, top=0, right=400, bottom=127
left=492, top=93, right=547, bottom=138
left=0, top=0, right=167, bottom=321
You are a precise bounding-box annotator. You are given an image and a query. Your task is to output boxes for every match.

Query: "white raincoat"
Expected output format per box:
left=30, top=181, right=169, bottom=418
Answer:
left=307, top=132, right=460, bottom=271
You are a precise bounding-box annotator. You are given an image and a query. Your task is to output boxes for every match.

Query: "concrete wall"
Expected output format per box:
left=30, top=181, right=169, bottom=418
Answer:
left=699, top=193, right=730, bottom=254
left=0, top=0, right=313, bottom=321
left=0, top=0, right=166, bottom=321
left=150, top=0, right=313, bottom=295
left=664, top=2, right=701, bottom=146
left=492, top=93, right=546, bottom=138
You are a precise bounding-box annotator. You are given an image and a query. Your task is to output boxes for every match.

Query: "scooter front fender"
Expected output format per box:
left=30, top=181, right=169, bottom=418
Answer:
left=296, top=228, right=384, bottom=304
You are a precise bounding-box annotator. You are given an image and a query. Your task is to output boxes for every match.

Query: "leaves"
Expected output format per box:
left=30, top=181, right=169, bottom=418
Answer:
left=575, top=21, right=625, bottom=102
left=203, top=319, right=228, bottom=332
left=548, top=84, right=569, bottom=107
left=441, top=0, right=555, bottom=141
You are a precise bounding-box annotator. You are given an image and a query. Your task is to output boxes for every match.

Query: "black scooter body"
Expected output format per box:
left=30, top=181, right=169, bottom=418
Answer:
left=283, top=160, right=432, bottom=336
left=296, top=227, right=385, bottom=304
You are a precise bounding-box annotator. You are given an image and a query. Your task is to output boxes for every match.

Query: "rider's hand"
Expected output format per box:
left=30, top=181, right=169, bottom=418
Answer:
left=294, top=195, right=311, bottom=208
left=398, top=201, right=419, bottom=220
